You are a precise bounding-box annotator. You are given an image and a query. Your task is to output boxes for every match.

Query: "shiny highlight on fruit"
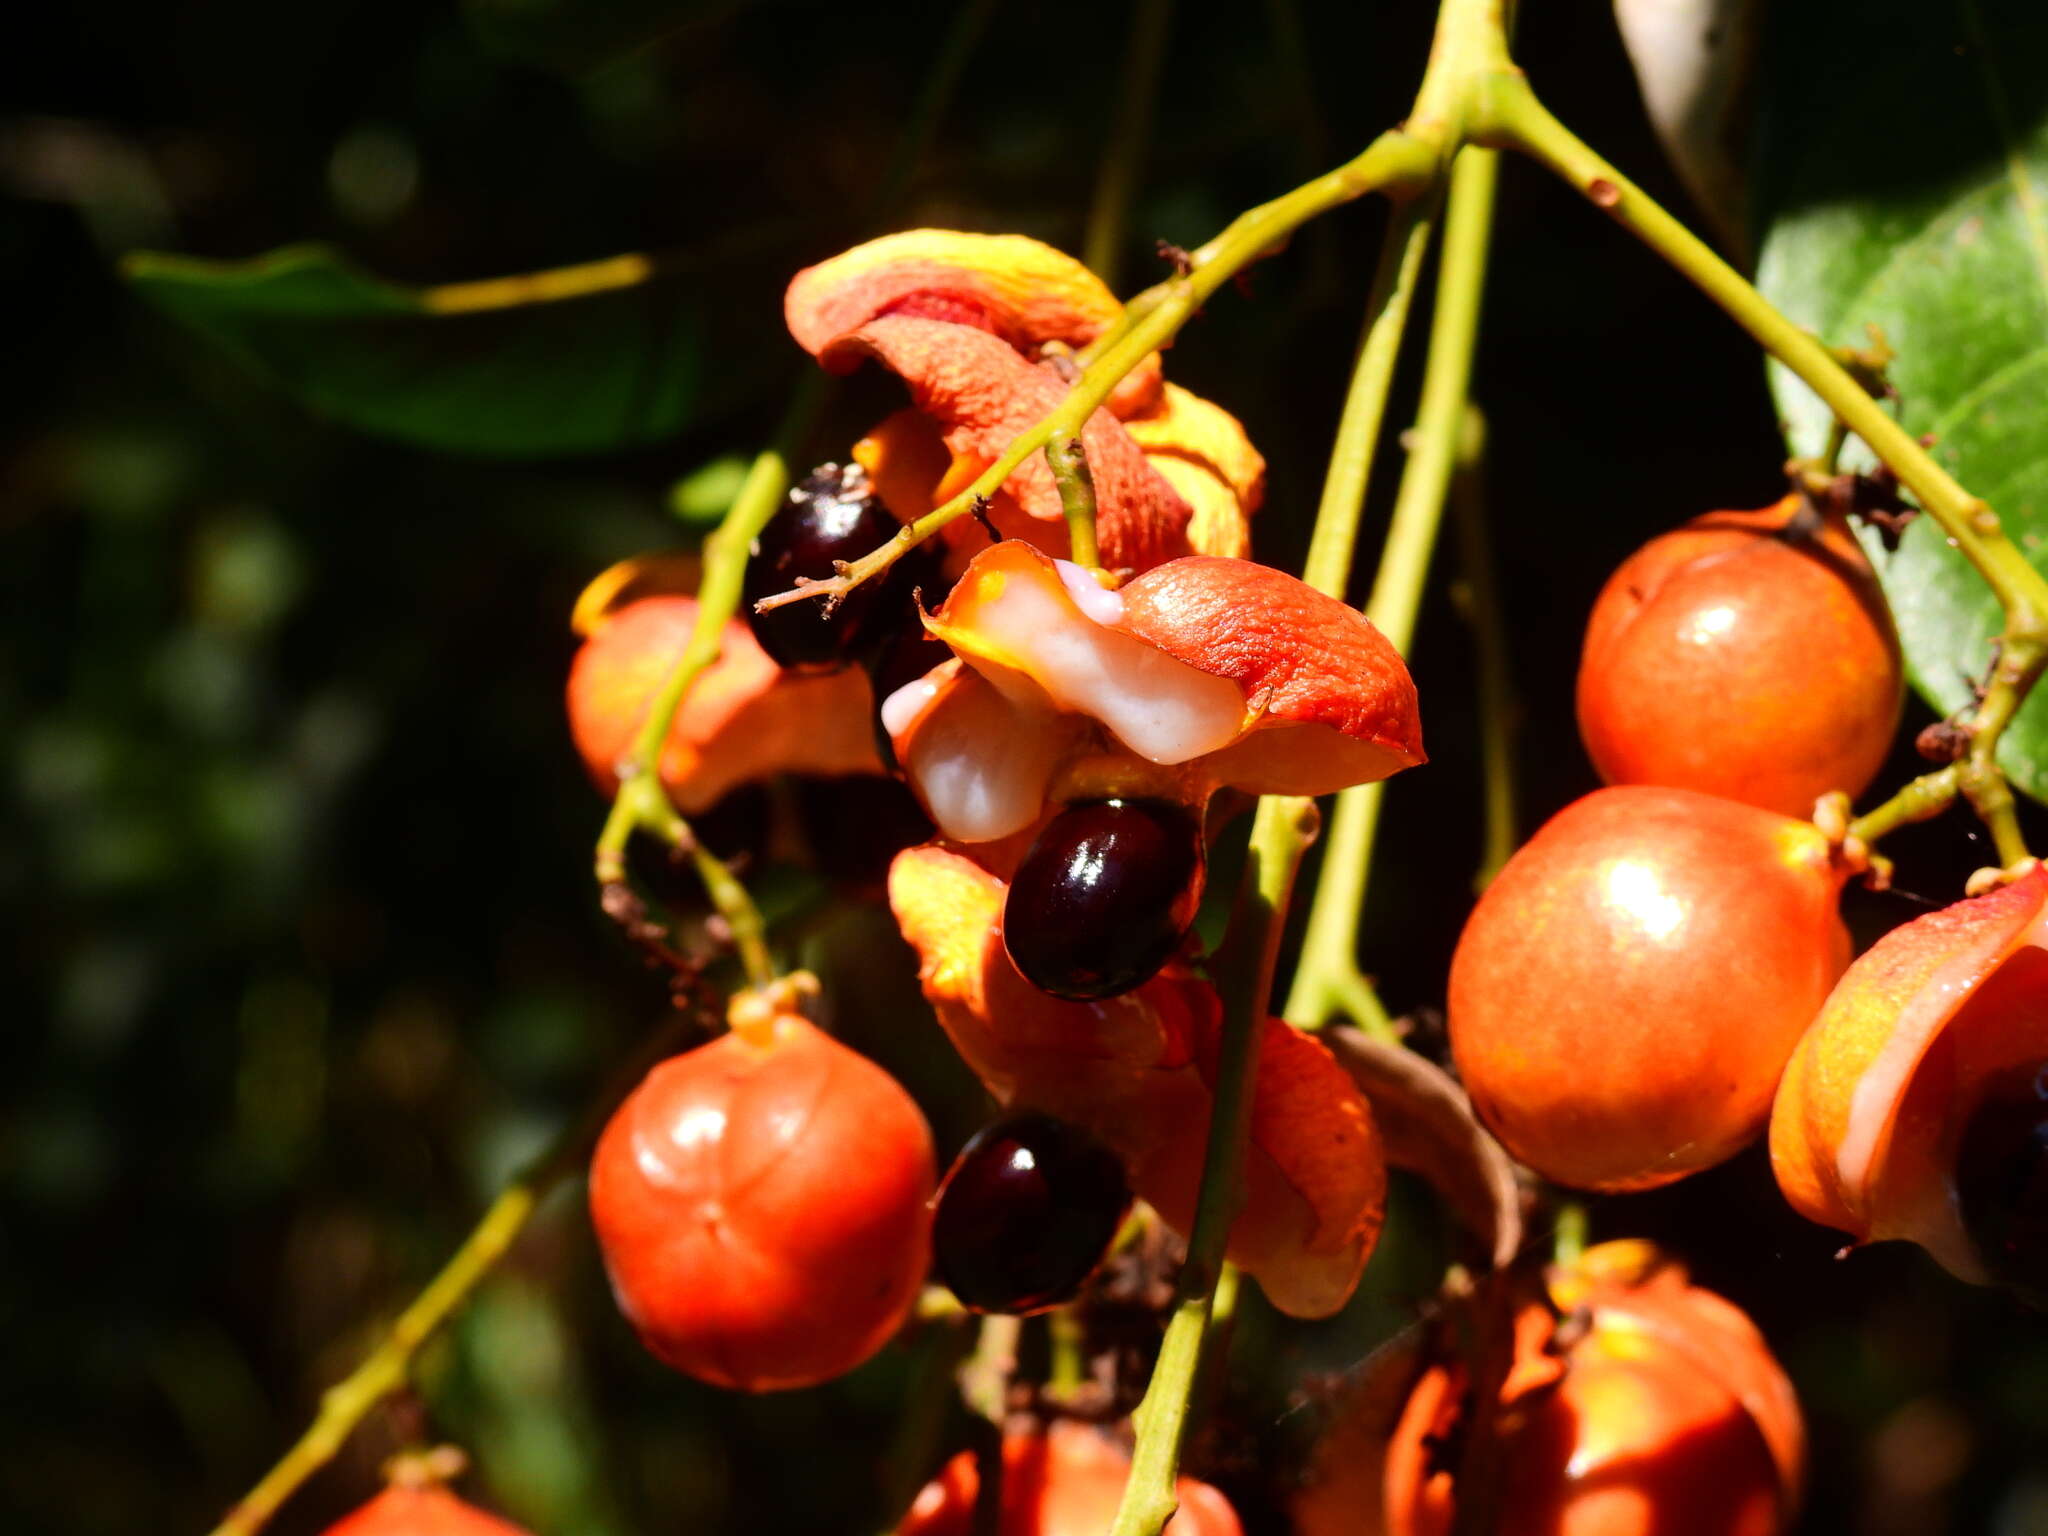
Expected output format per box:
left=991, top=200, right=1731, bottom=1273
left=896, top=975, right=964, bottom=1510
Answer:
left=931, top=1111, right=1131, bottom=1314
left=588, top=1002, right=936, bottom=1391
left=1576, top=496, right=1902, bottom=817
left=1002, top=797, right=1205, bottom=1000
left=1448, top=785, right=1850, bottom=1191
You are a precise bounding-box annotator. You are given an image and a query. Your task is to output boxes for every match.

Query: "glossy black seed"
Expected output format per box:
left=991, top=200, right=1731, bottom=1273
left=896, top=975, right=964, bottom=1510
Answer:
left=1002, top=798, right=1205, bottom=1001
left=743, top=463, right=906, bottom=671
left=932, top=1112, right=1132, bottom=1315
left=1956, top=1060, right=2048, bottom=1299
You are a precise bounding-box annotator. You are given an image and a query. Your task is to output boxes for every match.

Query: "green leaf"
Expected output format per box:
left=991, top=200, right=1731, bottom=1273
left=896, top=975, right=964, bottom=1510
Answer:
left=1755, top=0, right=2048, bottom=802
left=123, top=243, right=704, bottom=457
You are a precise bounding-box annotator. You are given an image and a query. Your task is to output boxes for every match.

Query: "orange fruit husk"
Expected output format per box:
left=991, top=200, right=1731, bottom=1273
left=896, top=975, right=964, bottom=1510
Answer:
left=1770, top=863, right=2048, bottom=1281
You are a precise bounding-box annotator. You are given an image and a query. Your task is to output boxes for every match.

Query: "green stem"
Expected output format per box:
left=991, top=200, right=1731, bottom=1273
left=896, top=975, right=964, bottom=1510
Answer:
left=1045, top=435, right=1102, bottom=572
left=595, top=377, right=826, bottom=991
left=1286, top=147, right=1501, bottom=1032
left=1047, top=1306, right=1088, bottom=1396
left=1552, top=1201, right=1588, bottom=1270
left=1298, top=195, right=1440, bottom=601
left=959, top=1312, right=1023, bottom=1425
left=1109, top=795, right=1319, bottom=1536
left=1847, top=765, right=1962, bottom=847
left=1084, top=0, right=1174, bottom=287
left=755, top=130, right=1442, bottom=617
left=1366, top=147, right=1498, bottom=647
left=1448, top=405, right=1517, bottom=889
left=206, top=1011, right=696, bottom=1536
left=1482, top=74, right=2048, bottom=864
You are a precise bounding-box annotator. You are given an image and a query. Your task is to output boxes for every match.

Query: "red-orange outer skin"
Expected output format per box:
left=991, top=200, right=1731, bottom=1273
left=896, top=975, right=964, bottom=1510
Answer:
left=588, top=1013, right=936, bottom=1392
left=899, top=1422, right=1243, bottom=1536
left=819, top=317, right=1194, bottom=576
left=1576, top=499, right=1902, bottom=818
left=565, top=595, right=880, bottom=811
left=1382, top=1254, right=1801, bottom=1536
left=1770, top=864, right=2048, bottom=1247
left=1118, top=556, right=1425, bottom=767
left=319, top=1486, right=532, bottom=1536
left=1447, top=786, right=1850, bottom=1192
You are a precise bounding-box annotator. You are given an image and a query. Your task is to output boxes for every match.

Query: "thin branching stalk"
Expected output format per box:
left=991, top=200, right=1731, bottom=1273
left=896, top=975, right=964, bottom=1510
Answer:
left=206, top=1010, right=697, bottom=1536
left=1107, top=795, right=1319, bottom=1536
left=1482, top=74, right=2048, bottom=861
left=1287, top=147, right=1501, bottom=1034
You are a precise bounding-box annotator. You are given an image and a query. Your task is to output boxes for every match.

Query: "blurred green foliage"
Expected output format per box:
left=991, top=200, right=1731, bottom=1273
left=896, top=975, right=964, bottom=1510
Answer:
left=6, top=3, right=2048, bottom=1535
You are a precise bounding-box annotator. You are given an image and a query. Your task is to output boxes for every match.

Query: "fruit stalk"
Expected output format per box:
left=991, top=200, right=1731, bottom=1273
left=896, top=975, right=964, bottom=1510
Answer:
left=1108, top=794, right=1318, bottom=1536
left=1448, top=406, right=1518, bottom=888
left=1287, top=146, right=1501, bottom=1034
left=205, top=1010, right=698, bottom=1536
left=592, top=376, right=827, bottom=990
left=753, top=128, right=1443, bottom=615
left=1297, top=194, right=1440, bottom=602
left=1045, top=435, right=1102, bottom=573
left=1481, top=72, right=2048, bottom=860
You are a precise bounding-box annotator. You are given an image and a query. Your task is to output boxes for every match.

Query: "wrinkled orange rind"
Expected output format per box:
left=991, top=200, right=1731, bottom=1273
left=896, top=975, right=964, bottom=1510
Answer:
left=1123, top=382, right=1267, bottom=560
left=1769, top=863, right=2048, bottom=1282
left=788, top=231, right=1261, bottom=569
left=888, top=842, right=1386, bottom=1319
left=819, top=315, right=1196, bottom=577
left=566, top=593, right=881, bottom=812
left=785, top=229, right=1163, bottom=417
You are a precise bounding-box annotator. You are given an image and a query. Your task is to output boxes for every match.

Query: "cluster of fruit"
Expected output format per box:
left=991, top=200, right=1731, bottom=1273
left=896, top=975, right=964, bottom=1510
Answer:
left=421, top=226, right=2048, bottom=1536
left=1456, top=490, right=2045, bottom=1305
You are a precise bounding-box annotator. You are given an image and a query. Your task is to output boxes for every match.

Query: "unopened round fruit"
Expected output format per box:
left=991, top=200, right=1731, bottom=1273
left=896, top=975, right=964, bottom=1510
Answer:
left=1002, top=798, right=1205, bottom=1000
left=1378, top=1242, right=1803, bottom=1536
left=589, top=1007, right=936, bottom=1391
left=899, top=1420, right=1243, bottom=1536
left=932, top=1111, right=1131, bottom=1314
left=1576, top=496, right=1902, bottom=817
left=321, top=1485, right=531, bottom=1536
left=743, top=462, right=913, bottom=670
left=1447, top=785, right=1850, bottom=1192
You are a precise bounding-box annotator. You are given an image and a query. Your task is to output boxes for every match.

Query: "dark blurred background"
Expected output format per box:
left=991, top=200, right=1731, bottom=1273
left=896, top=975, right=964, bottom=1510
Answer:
left=6, top=2, right=2048, bottom=1533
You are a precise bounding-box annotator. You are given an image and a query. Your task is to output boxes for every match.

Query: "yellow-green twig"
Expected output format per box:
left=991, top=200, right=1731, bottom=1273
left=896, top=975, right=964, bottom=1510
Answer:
left=1286, top=146, right=1501, bottom=1033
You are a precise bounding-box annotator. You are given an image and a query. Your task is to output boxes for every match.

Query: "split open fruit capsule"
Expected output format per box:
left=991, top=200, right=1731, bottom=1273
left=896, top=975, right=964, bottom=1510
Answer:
left=588, top=1003, right=936, bottom=1391
left=883, top=539, right=1421, bottom=1000
left=899, top=1420, right=1243, bottom=1536
left=566, top=590, right=881, bottom=811
left=1771, top=863, right=2048, bottom=1294
left=1447, top=785, right=1850, bottom=1191
left=1379, top=1241, right=1804, bottom=1536
left=1576, top=495, right=1902, bottom=818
